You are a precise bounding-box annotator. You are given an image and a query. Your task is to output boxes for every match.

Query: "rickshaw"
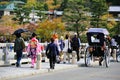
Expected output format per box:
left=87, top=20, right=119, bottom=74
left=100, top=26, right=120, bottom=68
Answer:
left=85, top=28, right=110, bottom=67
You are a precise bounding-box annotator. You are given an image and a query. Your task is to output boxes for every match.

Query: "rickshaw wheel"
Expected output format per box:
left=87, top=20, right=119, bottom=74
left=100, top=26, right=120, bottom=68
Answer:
left=116, top=49, right=120, bottom=62
left=85, top=47, right=92, bottom=67
left=104, top=48, right=110, bottom=68
left=116, top=54, right=120, bottom=62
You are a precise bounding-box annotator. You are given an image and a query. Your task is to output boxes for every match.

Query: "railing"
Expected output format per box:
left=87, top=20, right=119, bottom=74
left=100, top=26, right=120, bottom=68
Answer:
left=0, top=43, right=30, bottom=66
left=0, top=42, right=88, bottom=66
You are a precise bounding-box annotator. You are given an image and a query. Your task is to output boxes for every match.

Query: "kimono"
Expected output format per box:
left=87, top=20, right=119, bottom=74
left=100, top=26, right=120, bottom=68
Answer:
left=27, top=37, right=41, bottom=67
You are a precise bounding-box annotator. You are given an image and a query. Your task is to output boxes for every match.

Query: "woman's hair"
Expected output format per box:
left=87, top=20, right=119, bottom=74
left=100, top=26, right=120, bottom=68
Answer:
left=32, top=32, right=37, bottom=37
left=65, top=34, right=69, bottom=39
left=50, top=38, right=54, bottom=43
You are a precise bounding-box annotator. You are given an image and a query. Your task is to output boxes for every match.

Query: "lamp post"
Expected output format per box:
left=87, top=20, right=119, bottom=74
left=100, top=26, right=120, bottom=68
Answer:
left=31, top=7, right=35, bottom=23
left=54, top=10, right=57, bottom=18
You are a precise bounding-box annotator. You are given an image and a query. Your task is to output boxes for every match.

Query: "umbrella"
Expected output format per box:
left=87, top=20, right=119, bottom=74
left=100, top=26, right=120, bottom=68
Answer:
left=13, top=28, right=28, bottom=35
left=87, top=28, right=109, bottom=35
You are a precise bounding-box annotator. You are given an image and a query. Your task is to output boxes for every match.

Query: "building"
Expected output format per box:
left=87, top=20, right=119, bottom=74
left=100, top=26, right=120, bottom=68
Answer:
left=0, top=1, right=25, bottom=18
left=108, top=6, right=120, bottom=21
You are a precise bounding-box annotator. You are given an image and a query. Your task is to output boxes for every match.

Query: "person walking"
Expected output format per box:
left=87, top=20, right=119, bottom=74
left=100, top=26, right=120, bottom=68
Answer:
left=105, top=35, right=112, bottom=57
left=14, top=33, right=25, bottom=67
left=63, top=34, right=72, bottom=64
left=27, top=33, right=41, bottom=68
left=59, top=36, right=64, bottom=62
left=111, top=37, right=118, bottom=61
left=52, top=33, right=61, bottom=52
left=71, top=33, right=81, bottom=61
left=52, top=33, right=61, bottom=63
left=46, top=38, right=59, bottom=69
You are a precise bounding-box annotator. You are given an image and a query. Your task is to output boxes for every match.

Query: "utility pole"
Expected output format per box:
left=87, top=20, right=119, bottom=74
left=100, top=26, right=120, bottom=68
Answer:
left=31, top=6, right=35, bottom=23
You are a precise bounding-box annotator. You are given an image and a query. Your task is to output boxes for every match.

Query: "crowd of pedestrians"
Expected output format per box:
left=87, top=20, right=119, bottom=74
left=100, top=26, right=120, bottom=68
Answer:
left=13, top=32, right=82, bottom=69
left=13, top=31, right=120, bottom=69
left=45, top=33, right=81, bottom=69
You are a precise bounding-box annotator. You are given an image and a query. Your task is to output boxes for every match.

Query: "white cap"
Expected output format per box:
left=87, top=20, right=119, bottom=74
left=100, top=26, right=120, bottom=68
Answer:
left=74, top=33, right=77, bottom=35
left=60, top=36, right=64, bottom=40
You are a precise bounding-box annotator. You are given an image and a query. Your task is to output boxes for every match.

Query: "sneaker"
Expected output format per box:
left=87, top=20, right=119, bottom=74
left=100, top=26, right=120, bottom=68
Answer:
left=99, top=57, right=103, bottom=66
left=16, top=63, right=20, bottom=67
left=52, top=67, right=55, bottom=69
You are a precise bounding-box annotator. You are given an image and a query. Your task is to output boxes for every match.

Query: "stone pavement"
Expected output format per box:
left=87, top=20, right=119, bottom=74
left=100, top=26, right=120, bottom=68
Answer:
left=0, top=59, right=84, bottom=80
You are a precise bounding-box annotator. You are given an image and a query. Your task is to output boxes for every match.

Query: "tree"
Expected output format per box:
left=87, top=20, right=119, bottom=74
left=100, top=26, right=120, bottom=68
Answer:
left=0, top=15, right=19, bottom=35
left=13, top=0, right=46, bottom=24
left=111, top=22, right=120, bottom=35
left=58, top=0, right=68, bottom=11
left=21, top=0, right=27, bottom=3
left=35, top=2, right=46, bottom=21
left=0, top=15, right=21, bottom=42
left=63, top=0, right=90, bottom=37
left=44, top=0, right=68, bottom=11
left=36, top=18, right=65, bottom=41
left=12, top=7, right=30, bottom=24
left=106, top=0, right=120, bottom=6
left=0, top=1, right=9, bottom=4
left=45, top=0, right=61, bottom=10
left=90, top=0, right=108, bottom=28
left=100, top=14, right=117, bottom=35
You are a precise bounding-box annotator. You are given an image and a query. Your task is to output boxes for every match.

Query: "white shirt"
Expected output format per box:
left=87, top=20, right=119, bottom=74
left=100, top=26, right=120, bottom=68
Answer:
left=63, top=39, right=71, bottom=52
left=111, top=38, right=117, bottom=46
left=54, top=39, right=61, bottom=51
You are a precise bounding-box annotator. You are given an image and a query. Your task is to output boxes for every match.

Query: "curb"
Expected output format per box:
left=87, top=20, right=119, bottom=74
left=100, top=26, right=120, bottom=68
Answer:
left=0, top=64, right=78, bottom=80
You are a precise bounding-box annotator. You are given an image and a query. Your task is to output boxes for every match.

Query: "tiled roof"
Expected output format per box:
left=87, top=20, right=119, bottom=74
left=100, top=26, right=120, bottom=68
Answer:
left=0, top=1, right=25, bottom=11
left=0, top=3, right=14, bottom=11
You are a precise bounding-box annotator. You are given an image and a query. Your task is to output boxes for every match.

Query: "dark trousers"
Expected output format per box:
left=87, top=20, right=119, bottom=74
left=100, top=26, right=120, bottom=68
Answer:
left=73, top=47, right=80, bottom=61
left=76, top=49, right=80, bottom=61
left=49, top=55, right=56, bottom=69
left=16, top=50, right=23, bottom=67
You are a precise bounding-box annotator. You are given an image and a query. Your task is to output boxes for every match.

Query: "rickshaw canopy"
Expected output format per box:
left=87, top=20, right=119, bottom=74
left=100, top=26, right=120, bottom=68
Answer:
left=86, top=28, right=109, bottom=46
left=87, top=28, right=109, bottom=35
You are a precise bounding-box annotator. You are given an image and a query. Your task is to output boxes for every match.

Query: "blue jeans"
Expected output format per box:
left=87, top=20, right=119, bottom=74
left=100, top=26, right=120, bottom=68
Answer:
left=16, top=50, right=23, bottom=66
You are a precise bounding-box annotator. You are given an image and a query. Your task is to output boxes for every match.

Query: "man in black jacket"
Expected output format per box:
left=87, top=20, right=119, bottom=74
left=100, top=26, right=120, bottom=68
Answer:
left=46, top=38, right=59, bottom=69
left=71, top=33, right=81, bottom=61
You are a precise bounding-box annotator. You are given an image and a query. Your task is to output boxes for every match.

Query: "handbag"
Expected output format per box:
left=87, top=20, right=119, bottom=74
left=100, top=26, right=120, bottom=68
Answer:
left=68, top=48, right=72, bottom=53
left=46, top=49, right=51, bottom=58
left=67, top=40, right=72, bottom=53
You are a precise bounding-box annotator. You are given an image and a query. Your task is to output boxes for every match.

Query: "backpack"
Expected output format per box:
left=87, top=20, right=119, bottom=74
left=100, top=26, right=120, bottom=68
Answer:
left=14, top=37, right=25, bottom=51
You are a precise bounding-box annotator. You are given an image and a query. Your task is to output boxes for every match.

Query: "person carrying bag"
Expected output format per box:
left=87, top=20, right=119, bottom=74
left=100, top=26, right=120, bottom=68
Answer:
left=68, top=40, right=72, bottom=53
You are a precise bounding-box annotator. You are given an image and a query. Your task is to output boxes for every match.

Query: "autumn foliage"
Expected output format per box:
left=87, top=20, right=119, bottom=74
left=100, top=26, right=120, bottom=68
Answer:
left=36, top=18, right=65, bottom=41
left=45, top=0, right=60, bottom=10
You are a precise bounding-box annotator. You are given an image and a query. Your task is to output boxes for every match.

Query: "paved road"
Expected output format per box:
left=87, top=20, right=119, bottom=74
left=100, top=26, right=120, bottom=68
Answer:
left=12, top=62, right=120, bottom=80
